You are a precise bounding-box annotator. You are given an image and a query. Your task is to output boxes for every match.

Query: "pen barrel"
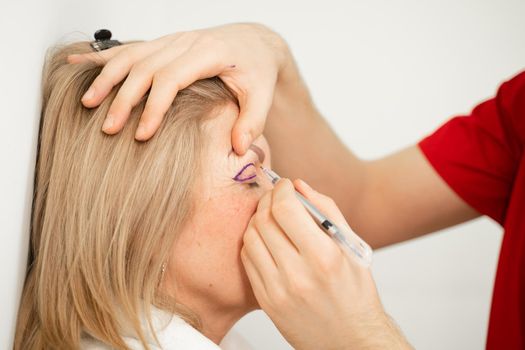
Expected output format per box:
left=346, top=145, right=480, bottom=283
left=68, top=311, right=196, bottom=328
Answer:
left=326, top=223, right=373, bottom=267
left=295, top=192, right=373, bottom=267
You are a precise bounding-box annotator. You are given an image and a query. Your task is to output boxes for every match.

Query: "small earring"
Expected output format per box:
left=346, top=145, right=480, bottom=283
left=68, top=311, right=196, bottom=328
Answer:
left=159, top=261, right=167, bottom=286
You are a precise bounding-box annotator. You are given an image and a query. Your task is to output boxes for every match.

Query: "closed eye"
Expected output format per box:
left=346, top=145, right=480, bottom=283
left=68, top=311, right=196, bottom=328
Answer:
left=233, top=163, right=257, bottom=182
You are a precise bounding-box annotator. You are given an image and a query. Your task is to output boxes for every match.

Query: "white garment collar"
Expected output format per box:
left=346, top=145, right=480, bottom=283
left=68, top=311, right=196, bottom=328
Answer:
left=81, top=305, right=252, bottom=350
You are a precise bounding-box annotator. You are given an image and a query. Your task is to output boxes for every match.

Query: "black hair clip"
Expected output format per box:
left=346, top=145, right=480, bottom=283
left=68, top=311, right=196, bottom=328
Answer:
left=90, top=29, right=122, bottom=52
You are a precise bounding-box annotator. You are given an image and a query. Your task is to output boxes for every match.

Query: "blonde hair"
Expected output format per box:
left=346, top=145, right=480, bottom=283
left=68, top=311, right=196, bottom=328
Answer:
left=14, top=41, right=237, bottom=349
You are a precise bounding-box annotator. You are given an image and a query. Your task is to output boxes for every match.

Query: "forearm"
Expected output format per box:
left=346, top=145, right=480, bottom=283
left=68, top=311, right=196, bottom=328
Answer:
left=265, top=55, right=368, bottom=233
left=266, top=53, right=479, bottom=248
left=358, top=148, right=479, bottom=247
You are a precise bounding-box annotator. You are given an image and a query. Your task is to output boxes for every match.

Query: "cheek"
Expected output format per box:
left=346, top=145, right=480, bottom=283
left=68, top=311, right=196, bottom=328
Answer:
left=206, top=191, right=259, bottom=244
left=199, top=191, right=260, bottom=283
left=175, top=189, right=260, bottom=276
left=169, top=190, right=260, bottom=307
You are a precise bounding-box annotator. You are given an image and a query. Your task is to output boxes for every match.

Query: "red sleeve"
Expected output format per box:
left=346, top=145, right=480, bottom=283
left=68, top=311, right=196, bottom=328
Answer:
left=418, top=71, right=525, bottom=225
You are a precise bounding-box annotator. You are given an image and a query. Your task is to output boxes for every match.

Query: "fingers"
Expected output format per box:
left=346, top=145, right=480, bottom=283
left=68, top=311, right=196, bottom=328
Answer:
left=66, top=27, right=280, bottom=145
left=242, top=216, right=279, bottom=285
left=240, top=247, right=269, bottom=305
left=231, top=80, right=276, bottom=155
left=271, top=179, right=335, bottom=258
left=79, top=41, right=167, bottom=109
left=136, top=49, right=224, bottom=140
left=67, top=44, right=129, bottom=65
left=293, top=179, right=351, bottom=230
left=254, top=190, right=300, bottom=270
left=102, top=45, right=184, bottom=134
left=294, top=179, right=371, bottom=269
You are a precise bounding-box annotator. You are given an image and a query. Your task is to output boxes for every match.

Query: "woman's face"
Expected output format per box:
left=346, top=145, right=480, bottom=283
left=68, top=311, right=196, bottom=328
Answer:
left=165, top=103, right=272, bottom=316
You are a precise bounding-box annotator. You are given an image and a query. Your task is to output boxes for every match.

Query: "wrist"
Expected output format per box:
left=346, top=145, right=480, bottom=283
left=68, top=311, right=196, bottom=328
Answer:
left=352, top=312, right=413, bottom=349
left=276, top=46, right=302, bottom=89
left=273, top=50, right=314, bottom=114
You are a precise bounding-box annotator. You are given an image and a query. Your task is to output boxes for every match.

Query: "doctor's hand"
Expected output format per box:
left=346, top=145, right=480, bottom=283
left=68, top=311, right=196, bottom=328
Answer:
left=68, top=23, right=292, bottom=155
left=241, top=179, right=412, bottom=350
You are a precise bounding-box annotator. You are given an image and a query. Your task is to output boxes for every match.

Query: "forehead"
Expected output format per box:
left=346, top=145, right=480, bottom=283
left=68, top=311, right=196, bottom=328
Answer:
left=194, top=102, right=240, bottom=190
left=201, top=103, right=239, bottom=149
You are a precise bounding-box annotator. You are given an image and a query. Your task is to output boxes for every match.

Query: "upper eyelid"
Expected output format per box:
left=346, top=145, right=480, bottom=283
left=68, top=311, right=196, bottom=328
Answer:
left=233, top=163, right=257, bottom=182
left=249, top=144, right=265, bottom=164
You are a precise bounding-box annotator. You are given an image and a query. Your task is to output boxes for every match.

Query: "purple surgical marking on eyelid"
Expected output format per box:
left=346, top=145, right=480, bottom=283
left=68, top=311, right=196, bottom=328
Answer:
left=235, top=174, right=257, bottom=183
left=233, top=162, right=257, bottom=182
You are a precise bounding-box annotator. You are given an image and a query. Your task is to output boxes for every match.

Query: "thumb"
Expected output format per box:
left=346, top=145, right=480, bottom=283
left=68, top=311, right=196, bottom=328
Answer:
left=293, top=179, right=352, bottom=231
left=231, top=85, right=274, bottom=155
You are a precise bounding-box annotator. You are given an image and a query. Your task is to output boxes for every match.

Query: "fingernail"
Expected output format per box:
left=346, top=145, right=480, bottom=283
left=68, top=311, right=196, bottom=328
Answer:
left=135, top=123, right=147, bottom=139
left=102, top=115, right=114, bottom=131
left=82, top=87, right=95, bottom=101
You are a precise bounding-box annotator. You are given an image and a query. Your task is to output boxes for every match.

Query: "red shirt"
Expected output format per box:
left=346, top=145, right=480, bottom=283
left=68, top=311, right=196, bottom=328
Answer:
left=419, top=71, right=525, bottom=349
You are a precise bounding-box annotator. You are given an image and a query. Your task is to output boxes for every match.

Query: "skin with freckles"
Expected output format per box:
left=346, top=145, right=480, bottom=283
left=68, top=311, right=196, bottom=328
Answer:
left=162, top=103, right=272, bottom=344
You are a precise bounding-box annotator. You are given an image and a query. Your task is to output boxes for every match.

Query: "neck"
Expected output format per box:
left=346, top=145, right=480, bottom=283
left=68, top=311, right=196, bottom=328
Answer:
left=179, top=293, right=255, bottom=344
left=198, top=303, right=248, bottom=344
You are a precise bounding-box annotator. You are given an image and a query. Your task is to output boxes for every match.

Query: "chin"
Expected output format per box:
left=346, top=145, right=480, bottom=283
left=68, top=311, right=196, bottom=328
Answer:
left=219, top=262, right=259, bottom=313
left=239, top=271, right=260, bottom=311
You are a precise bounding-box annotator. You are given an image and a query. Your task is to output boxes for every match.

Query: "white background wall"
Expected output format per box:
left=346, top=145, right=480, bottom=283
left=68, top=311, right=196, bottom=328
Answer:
left=2, top=1, right=524, bottom=348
